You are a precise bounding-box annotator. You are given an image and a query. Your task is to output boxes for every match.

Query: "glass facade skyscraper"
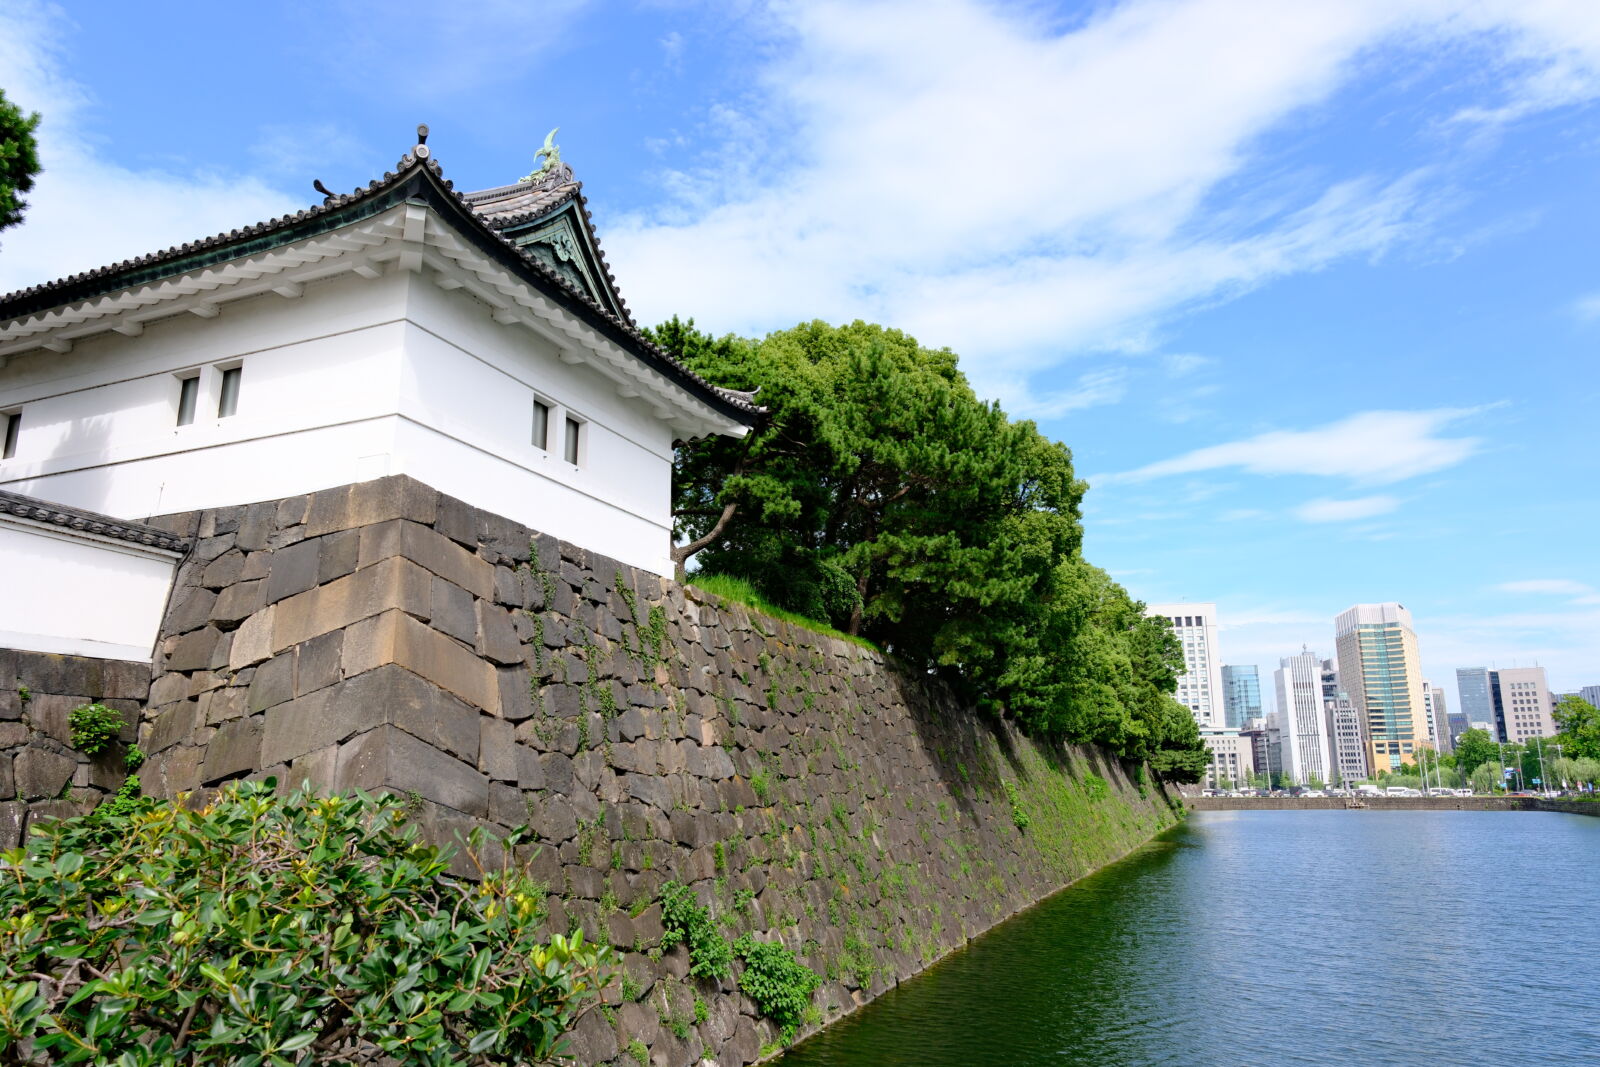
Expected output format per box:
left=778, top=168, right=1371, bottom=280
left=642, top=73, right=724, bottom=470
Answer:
left=1222, top=665, right=1261, bottom=729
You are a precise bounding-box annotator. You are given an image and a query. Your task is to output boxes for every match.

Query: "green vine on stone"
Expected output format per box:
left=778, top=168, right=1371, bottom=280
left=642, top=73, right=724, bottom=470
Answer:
left=732, top=934, right=821, bottom=1042
left=658, top=880, right=732, bottom=980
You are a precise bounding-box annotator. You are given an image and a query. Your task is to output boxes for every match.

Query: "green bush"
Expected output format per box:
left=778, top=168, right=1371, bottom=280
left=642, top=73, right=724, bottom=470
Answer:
left=658, top=880, right=732, bottom=979
left=0, top=781, right=611, bottom=1065
left=732, top=935, right=820, bottom=1041
left=65, top=702, right=123, bottom=757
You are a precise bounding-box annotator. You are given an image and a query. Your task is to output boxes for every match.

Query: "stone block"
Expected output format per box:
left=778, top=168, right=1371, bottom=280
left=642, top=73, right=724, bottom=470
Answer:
left=434, top=493, right=478, bottom=547
left=265, top=538, right=322, bottom=605
left=496, top=667, right=532, bottom=722
left=0, top=754, right=12, bottom=799
left=165, top=627, right=222, bottom=673
left=336, top=665, right=478, bottom=762
left=360, top=519, right=495, bottom=599
left=0, top=722, right=27, bottom=748
left=304, top=476, right=438, bottom=538
left=163, top=588, right=217, bottom=636
left=211, top=580, right=265, bottom=625
left=295, top=630, right=343, bottom=696
left=515, top=744, right=545, bottom=790
left=202, top=686, right=249, bottom=726
left=0, top=802, right=24, bottom=849
left=431, top=577, right=477, bottom=645
left=271, top=557, right=432, bottom=653
left=318, top=528, right=360, bottom=584
left=287, top=743, right=339, bottom=793
left=201, top=549, right=245, bottom=590
left=275, top=494, right=310, bottom=530
left=262, top=687, right=351, bottom=766
left=228, top=606, right=276, bottom=671
left=475, top=601, right=522, bottom=665
left=235, top=500, right=278, bottom=551
left=247, top=653, right=296, bottom=714
left=627, top=773, right=672, bottom=812
left=15, top=746, right=76, bottom=800
left=335, top=725, right=488, bottom=816
left=202, top=716, right=263, bottom=783
left=480, top=717, right=516, bottom=782
left=343, top=611, right=500, bottom=715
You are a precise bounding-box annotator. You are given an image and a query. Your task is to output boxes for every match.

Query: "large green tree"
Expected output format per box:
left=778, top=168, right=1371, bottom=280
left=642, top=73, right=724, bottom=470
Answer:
left=653, top=317, right=1208, bottom=782
left=1552, top=695, right=1600, bottom=760
left=0, top=88, right=41, bottom=235
left=1453, top=728, right=1499, bottom=776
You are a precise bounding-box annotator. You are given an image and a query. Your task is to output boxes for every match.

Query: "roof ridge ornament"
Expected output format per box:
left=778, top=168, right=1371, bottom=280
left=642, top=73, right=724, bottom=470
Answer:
left=518, top=127, right=571, bottom=188
left=414, top=123, right=431, bottom=160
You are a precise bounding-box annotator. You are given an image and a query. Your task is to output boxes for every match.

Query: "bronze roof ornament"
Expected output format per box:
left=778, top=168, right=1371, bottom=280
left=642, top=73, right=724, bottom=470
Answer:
left=518, top=128, right=565, bottom=186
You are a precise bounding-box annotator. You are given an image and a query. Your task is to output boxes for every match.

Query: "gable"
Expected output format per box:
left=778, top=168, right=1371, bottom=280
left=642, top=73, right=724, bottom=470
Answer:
left=499, top=203, right=626, bottom=320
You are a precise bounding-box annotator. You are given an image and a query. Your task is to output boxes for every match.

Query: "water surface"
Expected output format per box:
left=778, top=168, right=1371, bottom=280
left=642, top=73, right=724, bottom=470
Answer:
left=777, top=810, right=1600, bottom=1066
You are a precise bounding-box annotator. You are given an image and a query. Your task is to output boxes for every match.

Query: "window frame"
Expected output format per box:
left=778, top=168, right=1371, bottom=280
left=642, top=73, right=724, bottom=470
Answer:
left=562, top=412, right=586, bottom=466
left=175, top=372, right=201, bottom=427
left=1, top=408, right=20, bottom=460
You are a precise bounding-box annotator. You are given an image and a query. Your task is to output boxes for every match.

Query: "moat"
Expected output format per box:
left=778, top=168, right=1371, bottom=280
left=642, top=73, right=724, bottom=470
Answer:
left=777, top=810, right=1600, bottom=1066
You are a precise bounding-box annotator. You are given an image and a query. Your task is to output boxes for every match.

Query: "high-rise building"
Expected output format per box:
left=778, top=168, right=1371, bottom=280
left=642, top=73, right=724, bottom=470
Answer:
left=1222, top=665, right=1261, bottom=729
left=1495, top=666, right=1556, bottom=743
left=1147, top=603, right=1224, bottom=728
left=1580, top=685, right=1600, bottom=708
left=1148, top=603, right=1247, bottom=790
left=1422, top=681, right=1453, bottom=754
left=1274, top=648, right=1335, bottom=785
left=1334, top=603, right=1426, bottom=773
left=1323, top=694, right=1368, bottom=784
left=1456, top=667, right=1497, bottom=740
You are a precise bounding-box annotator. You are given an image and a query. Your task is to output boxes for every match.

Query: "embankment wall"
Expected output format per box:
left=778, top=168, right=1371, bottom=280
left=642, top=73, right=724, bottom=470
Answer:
left=1188, top=796, right=1598, bottom=816
left=126, top=476, right=1183, bottom=1066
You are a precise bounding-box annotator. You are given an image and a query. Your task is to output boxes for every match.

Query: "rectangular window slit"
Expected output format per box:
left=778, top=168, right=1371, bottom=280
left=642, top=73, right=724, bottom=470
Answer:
left=177, top=375, right=200, bottom=426
left=217, top=367, right=242, bottom=418
left=564, top=416, right=582, bottom=465
left=1, top=412, right=18, bottom=460
left=532, top=399, right=550, bottom=450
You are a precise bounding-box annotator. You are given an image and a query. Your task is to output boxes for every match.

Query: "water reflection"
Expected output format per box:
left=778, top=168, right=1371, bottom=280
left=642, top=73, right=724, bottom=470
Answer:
left=777, top=811, right=1600, bottom=1067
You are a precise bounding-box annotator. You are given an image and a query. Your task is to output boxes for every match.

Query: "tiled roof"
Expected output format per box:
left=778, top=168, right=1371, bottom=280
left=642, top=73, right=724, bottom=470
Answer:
left=0, top=488, right=191, bottom=553
left=0, top=143, right=761, bottom=423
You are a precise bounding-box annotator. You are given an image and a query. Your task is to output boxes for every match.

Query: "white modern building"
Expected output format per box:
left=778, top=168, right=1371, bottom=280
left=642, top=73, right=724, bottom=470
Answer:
left=0, top=132, right=758, bottom=582
left=1274, top=647, right=1335, bottom=786
left=1422, top=680, right=1453, bottom=754
left=1147, top=602, right=1224, bottom=728
left=1496, top=666, right=1556, bottom=743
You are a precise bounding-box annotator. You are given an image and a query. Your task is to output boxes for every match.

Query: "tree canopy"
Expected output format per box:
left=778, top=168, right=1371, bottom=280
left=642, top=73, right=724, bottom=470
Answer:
left=1552, top=695, right=1600, bottom=760
left=0, top=88, right=41, bottom=235
left=1453, top=728, right=1499, bottom=777
left=652, top=317, right=1207, bottom=782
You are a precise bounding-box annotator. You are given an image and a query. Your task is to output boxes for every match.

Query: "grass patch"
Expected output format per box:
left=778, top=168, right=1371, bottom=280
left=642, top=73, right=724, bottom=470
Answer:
left=687, top=573, right=880, bottom=651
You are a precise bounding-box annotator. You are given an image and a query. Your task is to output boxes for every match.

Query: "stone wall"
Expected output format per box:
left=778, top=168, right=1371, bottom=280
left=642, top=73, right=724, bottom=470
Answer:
left=0, top=649, right=148, bottom=847
left=136, top=476, right=1182, bottom=1066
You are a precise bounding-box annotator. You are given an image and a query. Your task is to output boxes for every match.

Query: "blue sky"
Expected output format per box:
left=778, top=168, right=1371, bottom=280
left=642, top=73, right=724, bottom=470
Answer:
left=2, top=0, right=1597, bottom=704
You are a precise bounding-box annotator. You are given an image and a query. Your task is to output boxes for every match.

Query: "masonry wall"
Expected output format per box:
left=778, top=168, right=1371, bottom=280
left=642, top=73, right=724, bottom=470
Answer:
left=0, top=649, right=148, bottom=847
left=138, top=476, right=1182, bottom=1066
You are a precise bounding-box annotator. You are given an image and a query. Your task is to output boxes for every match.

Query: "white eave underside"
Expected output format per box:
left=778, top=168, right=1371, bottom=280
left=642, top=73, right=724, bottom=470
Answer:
left=0, top=202, right=747, bottom=441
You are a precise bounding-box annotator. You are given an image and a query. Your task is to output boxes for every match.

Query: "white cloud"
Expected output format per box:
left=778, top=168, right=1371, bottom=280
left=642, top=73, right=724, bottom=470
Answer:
left=0, top=3, right=301, bottom=294
left=605, top=0, right=1600, bottom=397
left=1295, top=495, right=1402, bottom=522
left=1572, top=291, right=1600, bottom=320
left=1096, top=407, right=1488, bottom=486
left=1495, top=579, right=1600, bottom=605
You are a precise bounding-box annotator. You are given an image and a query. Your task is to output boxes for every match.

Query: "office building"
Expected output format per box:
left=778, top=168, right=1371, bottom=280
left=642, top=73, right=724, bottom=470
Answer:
left=1147, top=603, right=1224, bottom=728
left=1580, top=685, right=1600, bottom=708
left=1222, top=665, right=1262, bottom=729
left=1456, top=667, right=1498, bottom=741
left=1324, top=694, right=1368, bottom=784
left=1495, top=666, right=1556, bottom=742
left=1199, top=728, right=1255, bottom=791
left=1242, top=715, right=1282, bottom=786
left=1422, top=681, right=1453, bottom=754
left=1334, top=603, right=1426, bottom=773
left=1274, top=648, right=1335, bottom=785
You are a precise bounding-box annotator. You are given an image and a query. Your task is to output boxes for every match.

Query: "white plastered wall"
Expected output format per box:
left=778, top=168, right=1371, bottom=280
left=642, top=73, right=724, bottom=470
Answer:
left=0, top=262, right=685, bottom=574
left=0, top=515, right=181, bottom=661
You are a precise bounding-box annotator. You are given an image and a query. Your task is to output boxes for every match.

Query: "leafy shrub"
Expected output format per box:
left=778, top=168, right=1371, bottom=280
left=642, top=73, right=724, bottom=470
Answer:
left=732, top=935, right=821, bottom=1041
left=0, top=781, right=611, bottom=1065
left=1082, top=772, right=1109, bottom=802
left=750, top=767, right=772, bottom=803
left=123, top=744, right=145, bottom=772
left=659, top=880, right=732, bottom=979
left=65, top=702, right=123, bottom=756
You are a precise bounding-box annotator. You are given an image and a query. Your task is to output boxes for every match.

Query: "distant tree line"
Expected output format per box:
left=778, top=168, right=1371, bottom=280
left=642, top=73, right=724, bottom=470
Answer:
left=651, top=317, right=1207, bottom=784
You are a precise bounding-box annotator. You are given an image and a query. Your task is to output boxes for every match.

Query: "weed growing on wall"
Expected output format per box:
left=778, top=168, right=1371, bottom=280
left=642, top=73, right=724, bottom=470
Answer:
left=658, top=880, right=733, bottom=980
left=1004, top=779, right=1031, bottom=830
left=732, top=935, right=821, bottom=1041
left=66, top=703, right=123, bottom=757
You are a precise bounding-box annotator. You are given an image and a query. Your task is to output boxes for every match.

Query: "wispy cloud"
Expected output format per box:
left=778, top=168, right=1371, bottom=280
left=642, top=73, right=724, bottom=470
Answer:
left=1496, top=579, right=1600, bottom=605
left=1571, top=291, right=1600, bottom=321
left=1096, top=407, right=1489, bottom=487
left=1295, top=495, right=1402, bottom=522
left=606, top=0, right=1600, bottom=397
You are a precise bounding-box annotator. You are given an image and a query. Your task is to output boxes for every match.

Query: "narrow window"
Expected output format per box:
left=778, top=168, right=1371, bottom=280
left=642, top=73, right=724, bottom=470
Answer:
left=217, top=366, right=242, bottom=418
left=1, top=411, right=18, bottom=460
left=177, top=375, right=200, bottom=426
left=532, top=399, right=550, bottom=450
left=564, top=416, right=582, bottom=465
